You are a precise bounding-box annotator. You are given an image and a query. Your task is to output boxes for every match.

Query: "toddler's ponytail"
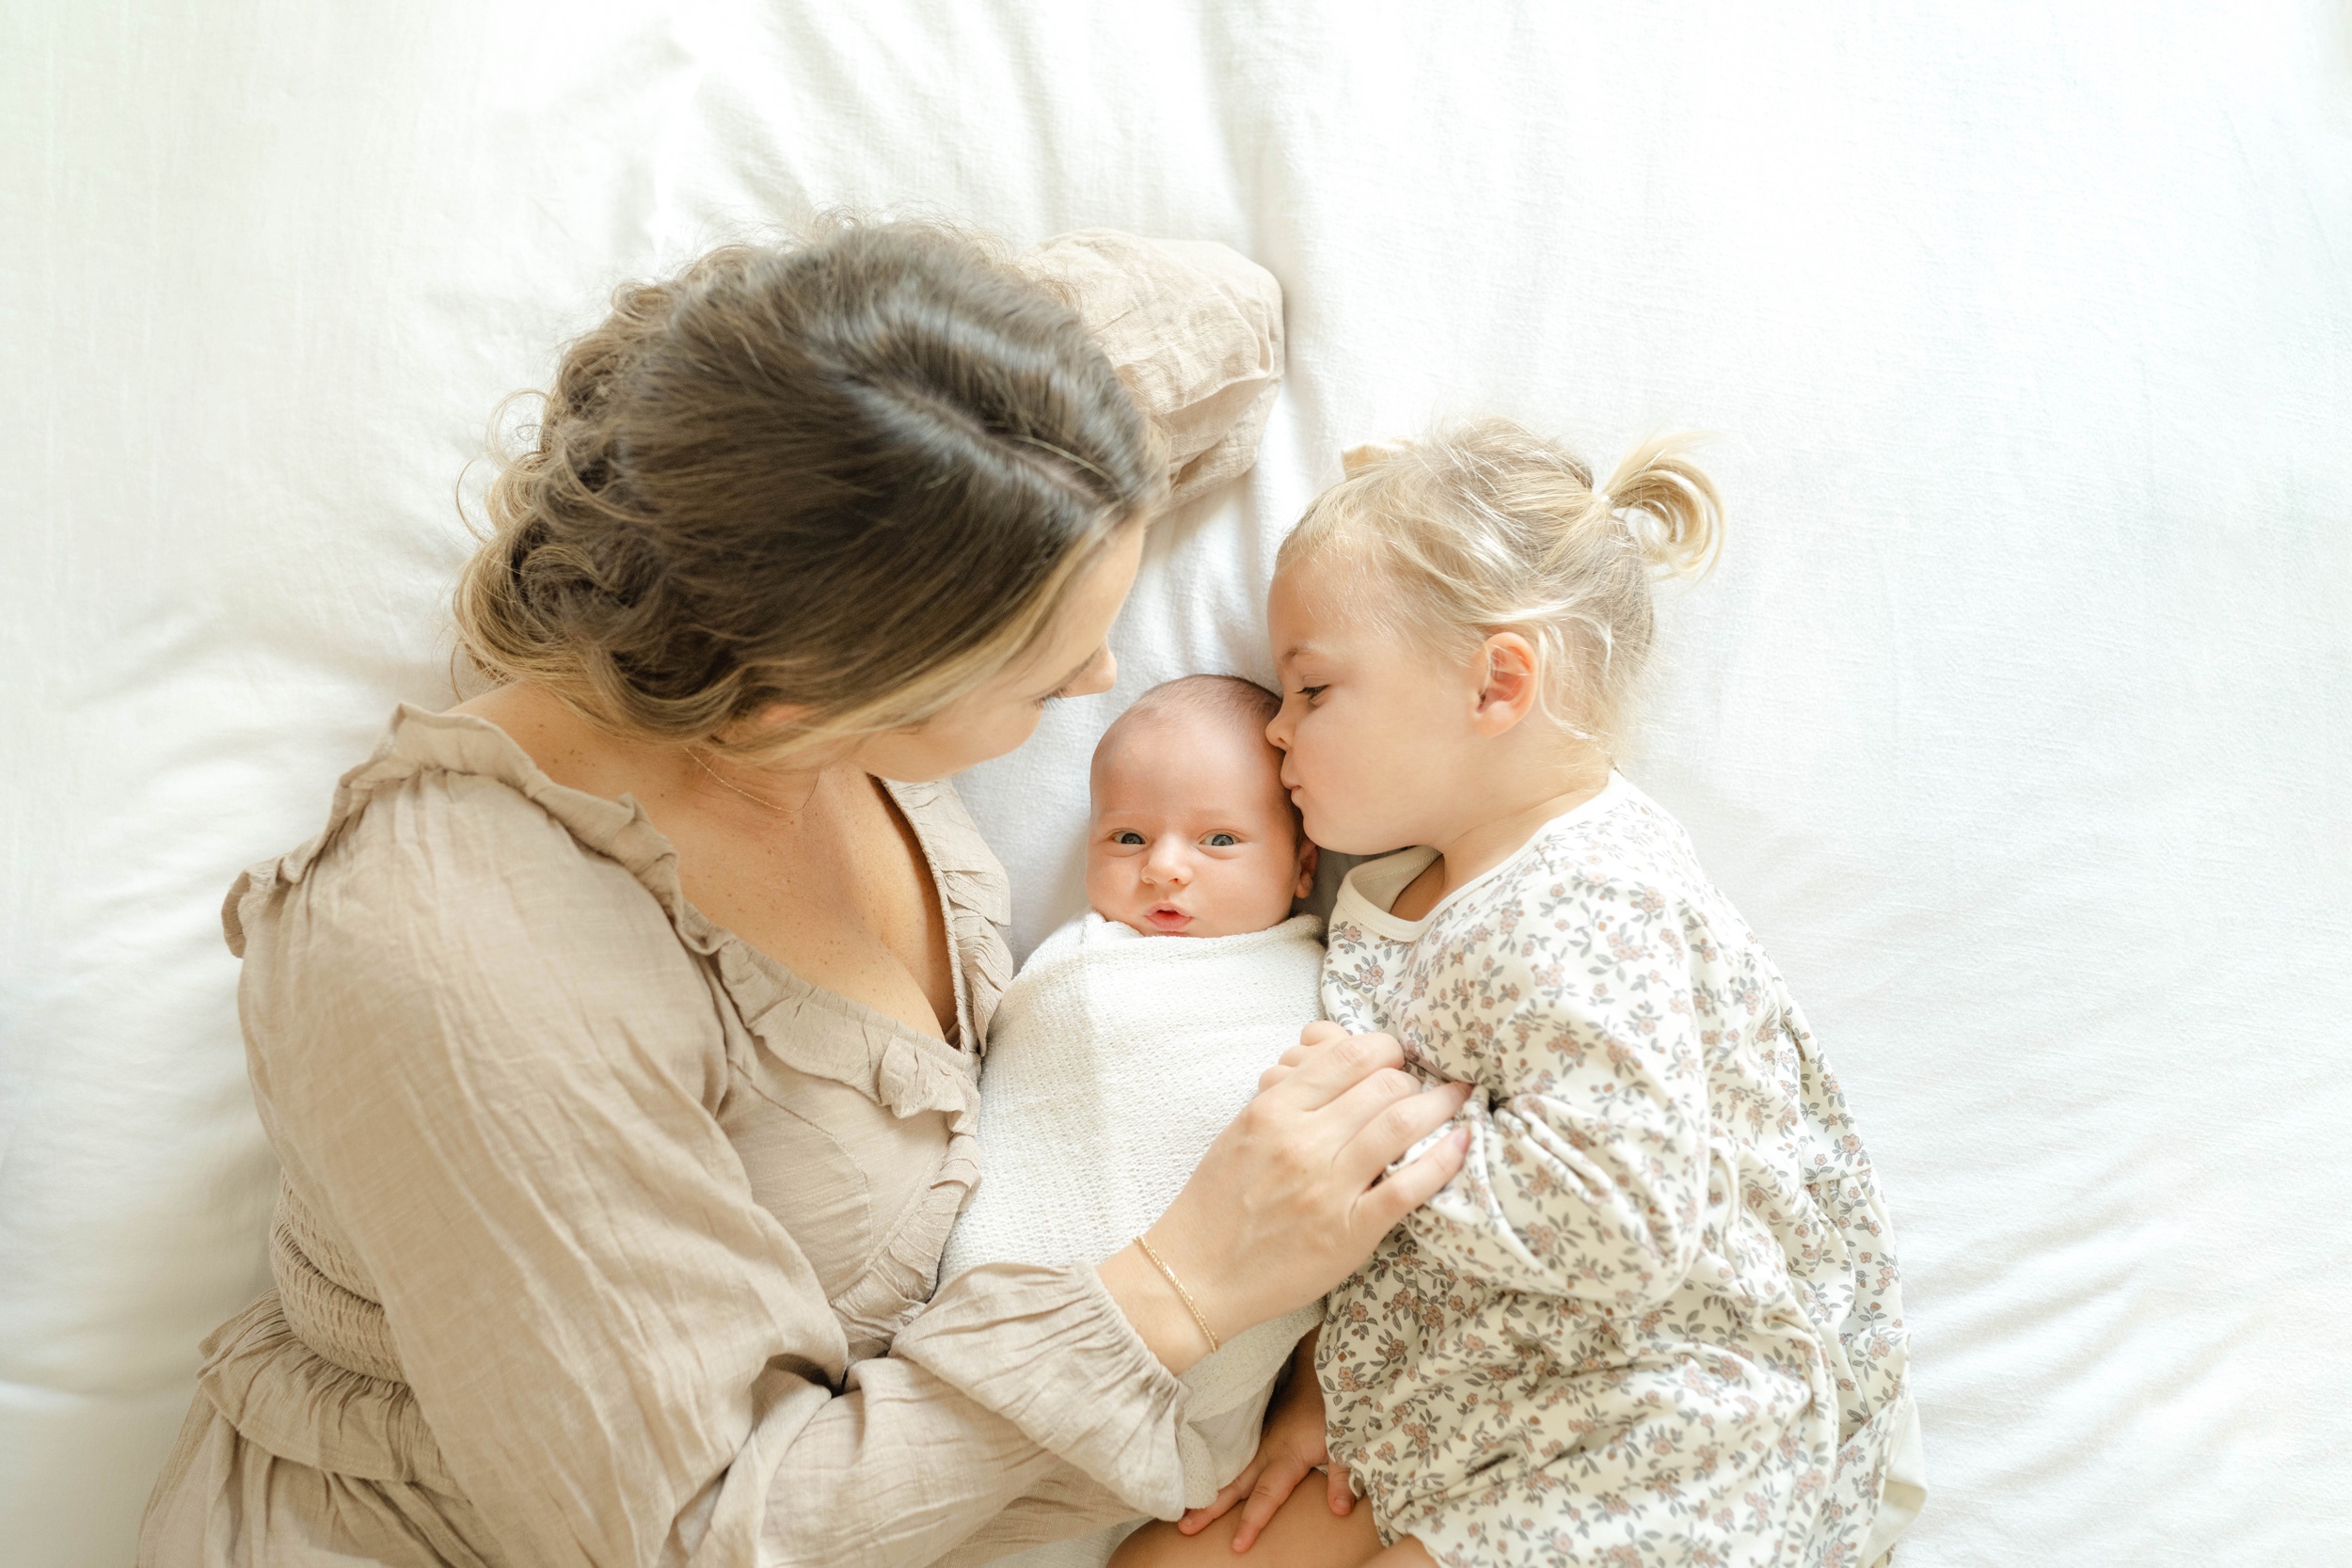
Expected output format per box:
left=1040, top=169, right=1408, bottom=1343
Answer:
left=1279, top=420, right=1725, bottom=752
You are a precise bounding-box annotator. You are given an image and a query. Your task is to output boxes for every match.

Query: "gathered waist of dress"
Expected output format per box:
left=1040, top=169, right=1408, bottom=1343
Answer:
left=270, top=1183, right=407, bottom=1383
left=186, top=1186, right=458, bottom=1490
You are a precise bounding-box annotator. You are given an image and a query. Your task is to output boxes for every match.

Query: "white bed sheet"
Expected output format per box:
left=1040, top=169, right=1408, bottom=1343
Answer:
left=4, top=3, right=2347, bottom=1565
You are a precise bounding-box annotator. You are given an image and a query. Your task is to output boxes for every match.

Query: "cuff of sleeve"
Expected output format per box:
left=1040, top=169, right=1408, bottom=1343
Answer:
left=894, top=1260, right=1189, bottom=1519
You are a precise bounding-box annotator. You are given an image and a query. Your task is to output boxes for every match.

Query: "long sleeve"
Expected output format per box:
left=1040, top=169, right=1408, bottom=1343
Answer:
left=1020, top=230, right=1284, bottom=505
left=1400, top=869, right=1713, bottom=1309
left=238, top=762, right=1185, bottom=1568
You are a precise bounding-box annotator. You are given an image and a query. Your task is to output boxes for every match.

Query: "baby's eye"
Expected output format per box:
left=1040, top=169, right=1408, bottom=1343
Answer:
left=1112, top=831, right=1146, bottom=847
left=1204, top=832, right=1239, bottom=847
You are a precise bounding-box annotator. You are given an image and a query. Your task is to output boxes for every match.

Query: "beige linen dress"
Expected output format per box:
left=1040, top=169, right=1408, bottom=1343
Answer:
left=137, top=231, right=1284, bottom=1568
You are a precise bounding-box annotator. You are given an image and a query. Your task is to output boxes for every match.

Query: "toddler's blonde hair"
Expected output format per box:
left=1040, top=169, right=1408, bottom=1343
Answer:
left=1276, top=420, right=1724, bottom=752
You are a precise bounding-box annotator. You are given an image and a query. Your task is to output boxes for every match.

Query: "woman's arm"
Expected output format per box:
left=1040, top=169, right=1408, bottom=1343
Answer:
left=1019, top=230, right=1284, bottom=506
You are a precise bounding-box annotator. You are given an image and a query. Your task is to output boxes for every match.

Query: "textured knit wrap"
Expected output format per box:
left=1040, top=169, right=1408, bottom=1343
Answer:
left=940, top=912, right=1329, bottom=1568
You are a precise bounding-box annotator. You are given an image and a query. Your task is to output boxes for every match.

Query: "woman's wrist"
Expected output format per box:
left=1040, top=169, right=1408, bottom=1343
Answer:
left=1098, top=1236, right=1224, bottom=1374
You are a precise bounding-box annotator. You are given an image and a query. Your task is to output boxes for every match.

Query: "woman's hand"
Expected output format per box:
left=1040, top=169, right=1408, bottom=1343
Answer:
left=1100, top=1026, right=1470, bottom=1371
left=1178, top=1328, right=1354, bottom=1551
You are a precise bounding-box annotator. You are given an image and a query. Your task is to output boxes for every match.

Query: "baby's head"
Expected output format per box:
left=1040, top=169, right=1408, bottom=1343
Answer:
left=1087, top=675, right=1318, bottom=939
left=1265, top=421, right=1724, bottom=855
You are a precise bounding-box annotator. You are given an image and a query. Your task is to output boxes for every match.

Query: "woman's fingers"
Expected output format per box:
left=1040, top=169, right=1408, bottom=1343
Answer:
left=1267, top=1030, right=1407, bottom=1111
left=1232, top=1453, right=1312, bottom=1553
left=1357, top=1123, right=1471, bottom=1234
left=1326, top=1464, right=1357, bottom=1515
left=1259, top=1022, right=1344, bottom=1092
left=1328, top=1076, right=1472, bottom=1186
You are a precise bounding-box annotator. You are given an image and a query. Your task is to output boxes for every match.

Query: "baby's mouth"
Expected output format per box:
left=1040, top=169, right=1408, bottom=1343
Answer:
left=1144, top=903, right=1191, bottom=932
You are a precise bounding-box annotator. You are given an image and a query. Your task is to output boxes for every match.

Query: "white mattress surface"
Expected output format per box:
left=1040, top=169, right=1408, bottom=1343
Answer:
left=4, top=4, right=2347, bottom=1565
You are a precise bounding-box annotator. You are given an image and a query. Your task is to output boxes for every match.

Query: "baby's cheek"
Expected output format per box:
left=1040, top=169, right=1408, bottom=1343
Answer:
left=1081, top=848, right=1123, bottom=913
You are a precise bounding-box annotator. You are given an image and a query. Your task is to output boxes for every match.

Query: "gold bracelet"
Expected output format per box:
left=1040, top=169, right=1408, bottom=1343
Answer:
left=1135, top=1233, right=1220, bottom=1354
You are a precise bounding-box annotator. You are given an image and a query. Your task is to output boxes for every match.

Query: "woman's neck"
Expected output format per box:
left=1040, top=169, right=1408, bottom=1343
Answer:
left=452, top=682, right=833, bottom=831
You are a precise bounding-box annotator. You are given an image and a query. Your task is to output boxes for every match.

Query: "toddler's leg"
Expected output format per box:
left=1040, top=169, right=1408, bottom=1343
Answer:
left=1367, top=1538, right=1438, bottom=1566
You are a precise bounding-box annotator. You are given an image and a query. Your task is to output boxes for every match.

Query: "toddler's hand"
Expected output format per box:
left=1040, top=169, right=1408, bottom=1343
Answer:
left=1177, top=1329, right=1355, bottom=1552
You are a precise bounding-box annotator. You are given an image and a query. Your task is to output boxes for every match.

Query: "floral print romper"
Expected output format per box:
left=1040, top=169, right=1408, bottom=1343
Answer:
left=1318, top=776, right=1921, bottom=1568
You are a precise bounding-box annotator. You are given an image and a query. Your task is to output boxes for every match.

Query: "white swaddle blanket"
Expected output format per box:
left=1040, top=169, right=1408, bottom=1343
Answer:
left=940, top=911, right=1327, bottom=1566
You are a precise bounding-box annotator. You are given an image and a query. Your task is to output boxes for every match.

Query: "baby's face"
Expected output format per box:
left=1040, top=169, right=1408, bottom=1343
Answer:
left=1086, top=710, right=1315, bottom=939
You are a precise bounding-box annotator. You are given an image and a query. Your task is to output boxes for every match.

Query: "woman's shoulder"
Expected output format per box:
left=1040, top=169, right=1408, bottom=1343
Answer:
left=229, top=707, right=725, bottom=1103
left=227, top=705, right=691, bottom=973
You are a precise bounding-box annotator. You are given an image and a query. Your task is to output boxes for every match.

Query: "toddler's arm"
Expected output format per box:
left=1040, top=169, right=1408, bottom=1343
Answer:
left=1406, top=873, right=1712, bottom=1307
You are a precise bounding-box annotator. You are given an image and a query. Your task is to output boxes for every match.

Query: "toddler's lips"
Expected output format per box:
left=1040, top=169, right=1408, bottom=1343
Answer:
left=1144, top=904, right=1191, bottom=932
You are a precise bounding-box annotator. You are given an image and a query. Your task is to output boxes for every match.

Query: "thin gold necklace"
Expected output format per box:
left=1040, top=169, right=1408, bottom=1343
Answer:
left=684, top=744, right=817, bottom=816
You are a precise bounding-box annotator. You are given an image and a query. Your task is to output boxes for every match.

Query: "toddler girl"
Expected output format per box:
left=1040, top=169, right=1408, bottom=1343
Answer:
left=1198, top=425, right=1922, bottom=1567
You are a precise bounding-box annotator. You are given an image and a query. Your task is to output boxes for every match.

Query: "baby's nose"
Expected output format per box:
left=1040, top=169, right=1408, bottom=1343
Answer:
left=1143, top=843, right=1191, bottom=883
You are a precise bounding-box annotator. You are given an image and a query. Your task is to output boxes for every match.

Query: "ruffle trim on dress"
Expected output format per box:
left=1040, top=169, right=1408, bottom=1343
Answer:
left=227, top=706, right=1018, bottom=1066
left=829, top=1147, right=986, bottom=1360
left=195, top=1292, right=458, bottom=1491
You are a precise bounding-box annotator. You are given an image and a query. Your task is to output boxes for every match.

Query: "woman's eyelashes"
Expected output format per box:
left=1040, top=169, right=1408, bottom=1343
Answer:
left=1294, top=684, right=1327, bottom=704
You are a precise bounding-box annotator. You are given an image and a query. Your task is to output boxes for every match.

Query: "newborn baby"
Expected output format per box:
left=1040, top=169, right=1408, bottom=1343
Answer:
left=939, top=674, right=1327, bottom=1567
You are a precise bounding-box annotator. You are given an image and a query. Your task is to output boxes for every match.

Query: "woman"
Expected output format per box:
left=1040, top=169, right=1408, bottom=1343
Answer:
left=136, top=223, right=1471, bottom=1568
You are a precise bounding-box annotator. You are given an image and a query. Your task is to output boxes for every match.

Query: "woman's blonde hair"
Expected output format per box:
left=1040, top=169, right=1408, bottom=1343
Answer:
left=454, top=221, right=1167, bottom=763
left=1276, top=420, right=1724, bottom=752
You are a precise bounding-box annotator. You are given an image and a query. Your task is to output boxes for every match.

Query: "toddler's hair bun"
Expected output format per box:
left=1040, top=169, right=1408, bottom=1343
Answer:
left=1596, top=433, right=1724, bottom=579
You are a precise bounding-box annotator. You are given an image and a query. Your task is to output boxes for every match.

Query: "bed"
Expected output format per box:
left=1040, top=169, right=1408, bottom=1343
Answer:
left=3, top=3, right=2347, bottom=1563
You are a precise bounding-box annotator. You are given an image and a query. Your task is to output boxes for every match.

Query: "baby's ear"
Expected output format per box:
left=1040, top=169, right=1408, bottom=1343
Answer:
left=1294, top=838, right=1321, bottom=899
